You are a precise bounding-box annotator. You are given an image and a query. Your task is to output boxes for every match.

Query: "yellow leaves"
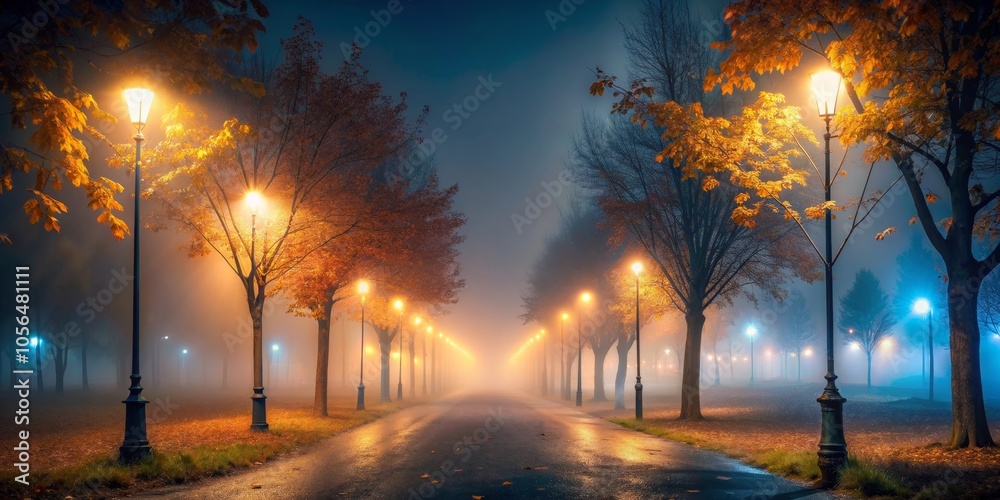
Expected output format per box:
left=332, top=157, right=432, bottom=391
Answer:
left=701, top=176, right=720, bottom=191
left=875, top=227, right=898, bottom=240
left=804, top=201, right=837, bottom=220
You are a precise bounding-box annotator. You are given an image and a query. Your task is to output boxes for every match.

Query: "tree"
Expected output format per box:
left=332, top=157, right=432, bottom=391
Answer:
left=779, top=290, right=816, bottom=383
left=840, top=269, right=896, bottom=390
left=134, top=22, right=413, bottom=429
left=703, top=0, right=998, bottom=449
left=522, top=206, right=626, bottom=403
left=582, top=0, right=817, bottom=420
left=0, top=0, right=267, bottom=241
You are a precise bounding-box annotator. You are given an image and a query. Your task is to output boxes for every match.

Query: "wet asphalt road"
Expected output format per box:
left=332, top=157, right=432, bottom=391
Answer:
left=134, top=391, right=831, bottom=499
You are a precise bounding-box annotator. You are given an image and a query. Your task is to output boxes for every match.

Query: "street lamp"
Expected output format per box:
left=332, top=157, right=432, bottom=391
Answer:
left=395, top=299, right=404, bottom=401
left=119, top=87, right=154, bottom=463
left=810, top=69, right=849, bottom=487
left=913, top=298, right=933, bottom=401
left=270, top=344, right=279, bottom=388
left=244, top=189, right=268, bottom=431
left=631, top=261, right=643, bottom=420
left=577, top=292, right=592, bottom=407
left=560, top=312, right=568, bottom=400
left=746, top=325, right=758, bottom=384
left=31, top=337, right=42, bottom=391
left=357, top=280, right=370, bottom=410
left=540, top=329, right=547, bottom=396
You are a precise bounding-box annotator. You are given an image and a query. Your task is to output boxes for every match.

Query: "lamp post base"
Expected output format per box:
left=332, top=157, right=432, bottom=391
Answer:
left=356, top=384, right=366, bottom=410
left=119, top=374, right=152, bottom=464
left=635, top=380, right=643, bottom=421
left=250, top=387, right=268, bottom=432
left=816, top=376, right=848, bottom=488
left=397, top=382, right=403, bottom=400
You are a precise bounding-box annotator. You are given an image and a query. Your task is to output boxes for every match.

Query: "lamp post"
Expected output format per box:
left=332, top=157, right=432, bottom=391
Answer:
left=632, top=261, right=643, bottom=420
left=424, top=324, right=432, bottom=395
left=560, top=313, right=568, bottom=400
left=244, top=190, right=268, bottom=431
left=810, top=70, right=849, bottom=487
left=270, top=344, right=279, bottom=387
left=746, top=325, right=758, bottom=383
left=395, top=299, right=404, bottom=401
left=913, top=298, right=933, bottom=401
left=540, top=330, right=548, bottom=396
left=432, top=331, right=438, bottom=394
left=119, top=87, right=154, bottom=463
left=577, top=292, right=591, bottom=407
left=357, top=281, right=370, bottom=410
left=31, top=337, right=42, bottom=391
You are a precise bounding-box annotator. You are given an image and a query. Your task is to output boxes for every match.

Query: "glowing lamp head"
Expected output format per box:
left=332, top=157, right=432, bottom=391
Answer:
left=439, top=332, right=444, bottom=338
left=414, top=316, right=422, bottom=325
left=580, top=292, right=592, bottom=303
left=561, top=312, right=568, bottom=320
left=746, top=325, right=758, bottom=337
left=124, top=88, right=154, bottom=129
left=851, top=342, right=861, bottom=351
left=357, top=280, right=370, bottom=296
left=913, top=298, right=931, bottom=315
left=427, top=326, right=433, bottom=333
left=246, top=191, right=263, bottom=216
left=182, top=349, right=188, bottom=354
left=163, top=335, right=169, bottom=340
left=804, top=348, right=813, bottom=356
left=631, top=261, right=643, bottom=275
left=272, top=344, right=279, bottom=351
left=810, top=70, right=842, bottom=117
left=30, top=337, right=38, bottom=347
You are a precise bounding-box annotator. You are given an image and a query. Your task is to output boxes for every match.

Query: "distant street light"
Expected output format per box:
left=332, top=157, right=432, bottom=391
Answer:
left=913, top=298, right=934, bottom=401
left=746, top=325, right=758, bottom=384
left=395, top=299, right=404, bottom=401
left=270, top=343, right=279, bottom=388
left=632, top=261, right=644, bottom=420
left=31, top=337, right=43, bottom=391
left=577, top=292, right=592, bottom=407
left=119, top=87, right=155, bottom=464
left=357, top=281, right=370, bottom=410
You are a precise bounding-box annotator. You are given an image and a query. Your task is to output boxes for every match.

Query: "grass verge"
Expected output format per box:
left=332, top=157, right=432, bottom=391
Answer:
left=608, top=417, right=911, bottom=498
left=1, top=403, right=407, bottom=498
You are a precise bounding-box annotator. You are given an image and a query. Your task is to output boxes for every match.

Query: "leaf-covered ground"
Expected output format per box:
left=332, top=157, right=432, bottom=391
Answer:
left=582, top=382, right=1000, bottom=498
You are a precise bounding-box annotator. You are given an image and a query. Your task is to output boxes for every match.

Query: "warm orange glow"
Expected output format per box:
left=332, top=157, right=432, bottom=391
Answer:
left=631, top=261, right=643, bottom=275
left=439, top=332, right=444, bottom=338
left=124, top=87, right=154, bottom=126
left=810, top=70, right=842, bottom=116
left=414, top=316, right=422, bottom=325
left=394, top=299, right=404, bottom=310
left=427, top=326, right=433, bottom=334
left=580, top=292, right=592, bottom=303
left=358, top=280, right=370, bottom=295
left=561, top=312, right=568, bottom=320
left=245, top=191, right=263, bottom=215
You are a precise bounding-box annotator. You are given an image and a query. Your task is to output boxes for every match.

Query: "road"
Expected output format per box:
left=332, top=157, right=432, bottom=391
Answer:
left=135, top=392, right=831, bottom=499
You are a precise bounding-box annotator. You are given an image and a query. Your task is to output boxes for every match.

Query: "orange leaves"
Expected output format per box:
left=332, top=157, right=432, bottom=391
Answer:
left=875, top=227, right=898, bottom=240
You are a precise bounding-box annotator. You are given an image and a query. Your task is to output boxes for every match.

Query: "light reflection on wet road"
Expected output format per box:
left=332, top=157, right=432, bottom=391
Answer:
left=137, top=391, right=830, bottom=499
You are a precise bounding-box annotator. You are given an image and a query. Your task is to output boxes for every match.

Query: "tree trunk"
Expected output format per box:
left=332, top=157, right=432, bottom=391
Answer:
left=376, top=325, right=393, bottom=402
left=713, top=344, right=720, bottom=386
left=222, top=353, right=228, bottom=389
left=613, top=335, right=631, bottom=409
left=314, top=298, right=334, bottom=417
left=945, top=271, right=995, bottom=448
left=55, top=346, right=67, bottom=393
left=866, top=353, right=872, bottom=390
left=81, top=337, right=89, bottom=391
left=564, top=350, right=575, bottom=400
left=592, top=342, right=612, bottom=402
left=679, top=310, right=706, bottom=420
